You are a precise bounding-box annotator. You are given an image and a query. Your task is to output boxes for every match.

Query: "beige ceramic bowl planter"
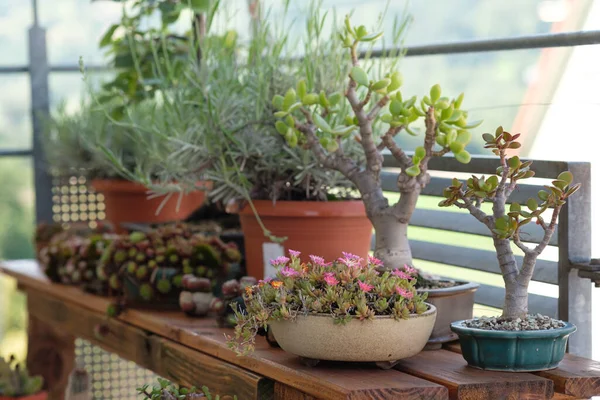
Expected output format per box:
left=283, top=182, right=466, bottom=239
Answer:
left=269, top=304, right=437, bottom=369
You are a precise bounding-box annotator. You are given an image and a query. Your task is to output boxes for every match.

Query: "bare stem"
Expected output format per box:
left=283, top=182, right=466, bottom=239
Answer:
left=455, top=193, right=495, bottom=230
left=380, top=126, right=410, bottom=168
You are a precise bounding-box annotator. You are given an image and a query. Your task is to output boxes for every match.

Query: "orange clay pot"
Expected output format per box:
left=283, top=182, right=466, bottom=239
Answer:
left=92, top=179, right=208, bottom=233
left=239, top=200, right=373, bottom=279
left=0, top=392, right=48, bottom=400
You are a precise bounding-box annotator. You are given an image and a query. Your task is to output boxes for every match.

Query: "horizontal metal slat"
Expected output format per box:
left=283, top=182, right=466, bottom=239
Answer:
left=410, top=240, right=558, bottom=285
left=474, top=284, right=558, bottom=318
left=409, top=208, right=557, bottom=246
left=383, top=153, right=570, bottom=179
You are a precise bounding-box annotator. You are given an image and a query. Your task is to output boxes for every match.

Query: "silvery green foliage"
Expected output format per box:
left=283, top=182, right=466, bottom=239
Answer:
left=0, top=355, right=44, bottom=396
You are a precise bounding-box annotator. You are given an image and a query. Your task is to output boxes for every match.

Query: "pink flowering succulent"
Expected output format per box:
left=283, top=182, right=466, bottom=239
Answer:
left=227, top=251, right=429, bottom=355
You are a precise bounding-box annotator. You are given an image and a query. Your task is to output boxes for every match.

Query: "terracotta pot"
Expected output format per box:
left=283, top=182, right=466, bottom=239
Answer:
left=239, top=200, right=372, bottom=280
left=418, top=281, right=479, bottom=347
left=0, top=392, right=48, bottom=400
left=92, top=179, right=208, bottom=233
left=269, top=304, right=437, bottom=363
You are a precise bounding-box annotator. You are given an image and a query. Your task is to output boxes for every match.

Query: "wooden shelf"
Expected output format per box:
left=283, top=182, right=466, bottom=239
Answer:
left=3, top=260, right=600, bottom=400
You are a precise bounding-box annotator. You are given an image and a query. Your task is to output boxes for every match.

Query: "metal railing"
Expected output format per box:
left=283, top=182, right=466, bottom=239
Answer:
left=0, top=1, right=598, bottom=359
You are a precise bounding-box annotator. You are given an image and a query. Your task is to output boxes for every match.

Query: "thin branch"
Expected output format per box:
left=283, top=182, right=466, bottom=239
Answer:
left=513, top=229, right=532, bottom=254
left=379, top=126, right=411, bottom=168
left=418, top=107, right=438, bottom=173
left=533, top=205, right=560, bottom=255
left=359, top=91, right=372, bottom=108
left=432, top=148, right=451, bottom=157
left=367, top=95, right=390, bottom=120
left=455, top=193, right=495, bottom=230
left=497, top=148, right=510, bottom=198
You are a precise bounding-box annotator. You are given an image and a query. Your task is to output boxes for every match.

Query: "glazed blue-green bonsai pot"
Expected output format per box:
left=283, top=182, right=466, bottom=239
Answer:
left=450, top=320, right=577, bottom=372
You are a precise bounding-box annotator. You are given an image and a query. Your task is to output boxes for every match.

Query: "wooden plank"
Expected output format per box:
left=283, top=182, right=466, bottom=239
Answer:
left=149, top=336, right=274, bottom=400
left=409, top=208, right=558, bottom=246
left=536, top=355, right=600, bottom=398
left=383, top=153, right=569, bottom=179
left=395, top=350, right=553, bottom=400
left=274, top=383, right=316, bottom=400
left=446, top=341, right=600, bottom=398
left=27, top=315, right=75, bottom=400
left=410, top=240, right=558, bottom=285
left=550, top=393, right=578, bottom=399
left=4, top=262, right=448, bottom=400
left=27, top=291, right=271, bottom=400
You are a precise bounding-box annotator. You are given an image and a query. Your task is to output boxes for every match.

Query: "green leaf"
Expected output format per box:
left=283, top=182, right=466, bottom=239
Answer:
left=360, top=32, right=384, bottom=42
left=313, top=114, right=331, bottom=132
left=356, top=25, right=368, bottom=38
left=190, top=0, right=211, bottom=12
left=538, top=190, right=549, bottom=201
left=99, top=24, right=119, bottom=48
left=552, top=180, right=568, bottom=190
left=330, top=125, right=356, bottom=136
left=296, top=79, right=307, bottom=99
left=350, top=66, right=369, bottom=87
left=463, top=119, right=483, bottom=129
left=508, top=142, right=521, bottom=149
left=389, top=99, right=402, bottom=116
left=510, top=202, right=521, bottom=212
left=452, top=178, right=461, bottom=187
left=273, top=111, right=287, bottom=118
left=272, top=95, right=284, bottom=110
left=405, top=126, right=418, bottom=136
left=527, top=198, right=538, bottom=211
left=319, top=91, right=329, bottom=108
left=435, top=134, right=446, bottom=147
left=283, top=88, right=297, bottom=111
left=449, top=141, right=464, bottom=154
left=414, top=146, right=426, bottom=160
left=302, top=93, right=319, bottom=105
left=495, top=126, right=504, bottom=137
left=275, top=121, right=288, bottom=135
left=285, top=115, right=295, bottom=127
left=557, top=171, right=573, bottom=184
left=492, top=229, right=508, bottom=238
left=454, top=92, right=464, bottom=108
left=455, top=150, right=471, bottom=164
left=486, top=175, right=499, bottom=188
left=325, top=139, right=339, bottom=152
left=371, top=78, right=391, bottom=91
left=508, top=155, right=520, bottom=169
left=482, top=133, right=495, bottom=143
left=430, top=84, right=442, bottom=103
left=328, top=92, right=342, bottom=106
left=387, top=71, right=403, bottom=92
left=405, top=165, right=420, bottom=177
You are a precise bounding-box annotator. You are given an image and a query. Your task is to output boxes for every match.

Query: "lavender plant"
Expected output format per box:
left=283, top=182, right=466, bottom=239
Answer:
left=438, top=127, right=580, bottom=319
left=228, top=250, right=427, bottom=354
left=272, top=16, right=482, bottom=270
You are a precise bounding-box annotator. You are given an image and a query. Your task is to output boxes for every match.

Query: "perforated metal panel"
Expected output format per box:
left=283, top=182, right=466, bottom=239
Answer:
left=52, top=172, right=160, bottom=399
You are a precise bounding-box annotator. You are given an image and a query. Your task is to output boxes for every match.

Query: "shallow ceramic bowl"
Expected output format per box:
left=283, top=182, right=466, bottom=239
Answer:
left=269, top=304, right=437, bottom=362
left=451, top=319, right=577, bottom=372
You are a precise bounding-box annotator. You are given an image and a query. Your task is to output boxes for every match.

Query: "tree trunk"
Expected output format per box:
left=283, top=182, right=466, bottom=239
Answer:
left=371, top=214, right=412, bottom=269
left=502, top=279, right=529, bottom=319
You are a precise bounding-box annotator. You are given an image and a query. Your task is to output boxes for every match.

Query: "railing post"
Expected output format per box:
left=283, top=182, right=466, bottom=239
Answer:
left=558, top=162, right=593, bottom=357
left=28, top=4, right=53, bottom=224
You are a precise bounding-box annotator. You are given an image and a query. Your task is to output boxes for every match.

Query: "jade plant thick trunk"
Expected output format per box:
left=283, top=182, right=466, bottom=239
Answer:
left=272, top=17, right=482, bottom=271
left=439, top=127, right=580, bottom=319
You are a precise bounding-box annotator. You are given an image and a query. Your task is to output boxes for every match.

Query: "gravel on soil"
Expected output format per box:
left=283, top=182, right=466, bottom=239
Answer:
left=462, top=314, right=565, bottom=331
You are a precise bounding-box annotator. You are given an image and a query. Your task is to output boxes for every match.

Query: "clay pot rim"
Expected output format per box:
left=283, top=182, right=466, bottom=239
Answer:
left=450, top=319, right=576, bottom=338
left=272, top=303, right=437, bottom=322
left=91, top=179, right=211, bottom=194
left=238, top=199, right=366, bottom=218
left=0, top=392, right=48, bottom=400
left=417, top=281, right=480, bottom=297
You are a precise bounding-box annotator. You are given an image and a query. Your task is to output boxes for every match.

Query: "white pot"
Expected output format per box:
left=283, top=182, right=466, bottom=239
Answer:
left=269, top=304, right=437, bottom=362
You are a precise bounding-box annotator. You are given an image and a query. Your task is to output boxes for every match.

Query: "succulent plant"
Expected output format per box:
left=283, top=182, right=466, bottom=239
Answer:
left=98, top=224, right=242, bottom=315
left=0, top=355, right=44, bottom=397
left=213, top=276, right=257, bottom=329
left=438, top=128, right=581, bottom=319
left=137, top=377, right=236, bottom=400
left=179, top=275, right=216, bottom=316
left=228, top=250, right=427, bottom=354
left=272, top=16, right=482, bottom=272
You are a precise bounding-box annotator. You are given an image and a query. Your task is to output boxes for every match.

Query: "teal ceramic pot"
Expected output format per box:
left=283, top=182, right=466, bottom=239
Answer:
left=450, top=320, right=577, bottom=372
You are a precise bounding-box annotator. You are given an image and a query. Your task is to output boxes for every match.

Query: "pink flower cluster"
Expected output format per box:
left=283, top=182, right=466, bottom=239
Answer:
left=323, top=272, right=339, bottom=286
left=270, top=256, right=290, bottom=266
left=395, top=286, right=414, bottom=299
left=338, top=251, right=364, bottom=268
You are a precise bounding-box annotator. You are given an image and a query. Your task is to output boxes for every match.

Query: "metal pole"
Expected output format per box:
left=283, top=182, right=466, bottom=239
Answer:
left=558, top=162, right=593, bottom=357
left=29, top=0, right=53, bottom=224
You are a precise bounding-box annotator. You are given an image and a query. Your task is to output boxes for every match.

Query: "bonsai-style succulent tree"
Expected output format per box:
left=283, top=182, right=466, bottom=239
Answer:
left=0, top=355, right=44, bottom=397
left=439, top=127, right=580, bottom=319
left=273, top=16, right=483, bottom=270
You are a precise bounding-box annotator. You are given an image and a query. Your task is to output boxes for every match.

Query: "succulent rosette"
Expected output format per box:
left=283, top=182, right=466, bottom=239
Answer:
left=229, top=250, right=428, bottom=354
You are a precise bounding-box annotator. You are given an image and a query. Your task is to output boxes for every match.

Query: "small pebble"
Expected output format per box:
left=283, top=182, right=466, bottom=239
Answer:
left=463, top=314, right=565, bottom=331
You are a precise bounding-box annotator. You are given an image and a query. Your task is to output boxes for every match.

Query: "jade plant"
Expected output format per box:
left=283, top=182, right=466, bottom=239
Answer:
left=439, top=128, right=580, bottom=320
left=228, top=250, right=427, bottom=354
left=272, top=16, right=482, bottom=270
left=0, top=355, right=44, bottom=397
left=137, top=377, right=236, bottom=400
